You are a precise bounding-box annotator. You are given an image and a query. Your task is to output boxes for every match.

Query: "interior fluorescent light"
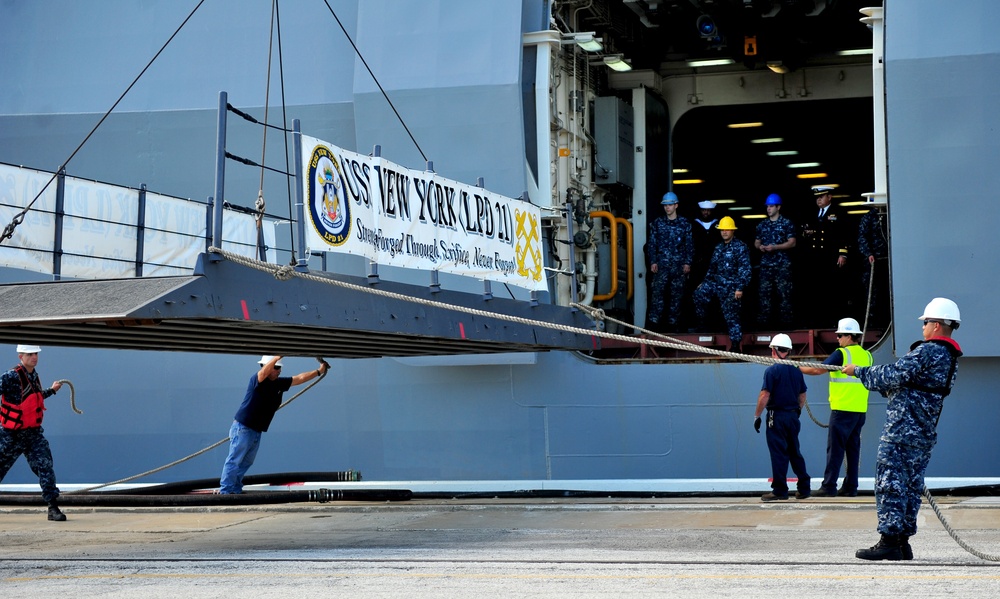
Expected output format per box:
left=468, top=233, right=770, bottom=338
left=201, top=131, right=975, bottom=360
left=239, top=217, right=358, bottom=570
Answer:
left=712, top=199, right=736, bottom=204
left=750, top=138, right=783, bottom=144
left=672, top=168, right=689, bottom=174
left=767, top=150, right=798, bottom=156
left=603, top=54, right=632, bottom=71
left=742, top=214, right=767, bottom=219
left=575, top=33, right=603, bottom=52
left=672, top=179, right=703, bottom=184
left=766, top=62, right=790, bottom=74
left=840, top=201, right=870, bottom=206
left=837, top=48, right=874, bottom=56
left=727, top=122, right=763, bottom=129
left=727, top=206, right=752, bottom=211
left=847, top=209, right=871, bottom=215
left=796, top=173, right=828, bottom=179
left=787, top=162, right=821, bottom=168
left=686, top=58, right=735, bottom=67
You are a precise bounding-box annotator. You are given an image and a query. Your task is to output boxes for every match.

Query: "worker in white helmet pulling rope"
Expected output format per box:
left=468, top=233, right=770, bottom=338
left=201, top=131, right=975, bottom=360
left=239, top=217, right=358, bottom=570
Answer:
left=219, top=355, right=330, bottom=494
left=843, top=298, right=963, bottom=561
left=754, top=333, right=811, bottom=502
left=0, top=344, right=67, bottom=521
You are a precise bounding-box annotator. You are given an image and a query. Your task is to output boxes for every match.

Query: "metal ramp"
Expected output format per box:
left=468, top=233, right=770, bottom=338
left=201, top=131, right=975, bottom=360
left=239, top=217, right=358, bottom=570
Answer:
left=0, top=254, right=598, bottom=358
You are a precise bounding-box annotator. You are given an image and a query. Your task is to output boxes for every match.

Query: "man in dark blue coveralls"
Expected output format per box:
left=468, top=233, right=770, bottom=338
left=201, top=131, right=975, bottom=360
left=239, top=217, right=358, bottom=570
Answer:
left=754, top=333, right=810, bottom=501
left=843, top=298, right=963, bottom=561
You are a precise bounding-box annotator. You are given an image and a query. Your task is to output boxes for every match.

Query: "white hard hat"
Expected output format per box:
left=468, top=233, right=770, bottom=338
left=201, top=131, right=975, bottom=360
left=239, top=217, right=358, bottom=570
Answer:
left=16, top=344, right=41, bottom=353
left=257, top=355, right=284, bottom=367
left=919, top=297, right=961, bottom=327
left=769, top=333, right=792, bottom=351
left=835, top=318, right=862, bottom=335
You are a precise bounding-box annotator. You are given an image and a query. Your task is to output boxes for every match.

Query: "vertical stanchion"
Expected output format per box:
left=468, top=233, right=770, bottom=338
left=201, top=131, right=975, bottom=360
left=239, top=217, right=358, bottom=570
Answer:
left=205, top=197, right=214, bottom=254
left=211, top=91, right=227, bottom=260
left=136, top=183, right=147, bottom=277
left=293, top=119, right=308, bottom=272
left=368, top=144, right=381, bottom=283
left=53, top=169, right=65, bottom=281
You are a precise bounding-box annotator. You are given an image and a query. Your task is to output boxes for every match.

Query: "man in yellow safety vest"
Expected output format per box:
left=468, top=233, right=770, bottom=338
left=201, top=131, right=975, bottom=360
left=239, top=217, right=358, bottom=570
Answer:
left=800, top=318, right=872, bottom=497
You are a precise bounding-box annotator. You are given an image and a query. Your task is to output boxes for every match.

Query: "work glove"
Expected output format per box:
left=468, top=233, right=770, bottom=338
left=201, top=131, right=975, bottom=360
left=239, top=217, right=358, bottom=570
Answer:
left=754, top=417, right=761, bottom=433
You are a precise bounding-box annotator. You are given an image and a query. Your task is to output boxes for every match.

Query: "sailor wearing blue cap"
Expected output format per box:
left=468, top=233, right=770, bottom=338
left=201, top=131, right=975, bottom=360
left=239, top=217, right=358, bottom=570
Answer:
left=754, top=193, right=797, bottom=327
left=648, top=191, right=693, bottom=330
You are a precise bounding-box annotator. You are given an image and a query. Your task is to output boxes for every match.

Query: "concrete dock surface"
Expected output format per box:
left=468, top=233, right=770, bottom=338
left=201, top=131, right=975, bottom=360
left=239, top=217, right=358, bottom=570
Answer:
left=2, top=494, right=1000, bottom=597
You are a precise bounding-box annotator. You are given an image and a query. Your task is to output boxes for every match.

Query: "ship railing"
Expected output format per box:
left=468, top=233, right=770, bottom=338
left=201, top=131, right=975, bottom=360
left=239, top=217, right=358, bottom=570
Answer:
left=0, top=161, right=278, bottom=280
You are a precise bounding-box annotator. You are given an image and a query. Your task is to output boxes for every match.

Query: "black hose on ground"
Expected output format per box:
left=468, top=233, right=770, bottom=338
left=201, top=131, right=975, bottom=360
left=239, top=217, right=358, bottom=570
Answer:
left=0, top=488, right=410, bottom=506
left=88, top=471, right=362, bottom=495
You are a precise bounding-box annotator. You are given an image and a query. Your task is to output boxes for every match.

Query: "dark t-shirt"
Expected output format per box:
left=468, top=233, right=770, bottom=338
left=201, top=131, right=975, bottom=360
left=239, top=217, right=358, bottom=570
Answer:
left=233, top=373, right=293, bottom=432
left=761, top=363, right=808, bottom=411
left=823, top=348, right=845, bottom=367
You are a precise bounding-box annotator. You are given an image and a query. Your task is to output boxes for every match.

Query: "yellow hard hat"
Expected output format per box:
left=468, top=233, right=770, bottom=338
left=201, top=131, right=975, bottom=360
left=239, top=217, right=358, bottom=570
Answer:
left=716, top=216, right=738, bottom=230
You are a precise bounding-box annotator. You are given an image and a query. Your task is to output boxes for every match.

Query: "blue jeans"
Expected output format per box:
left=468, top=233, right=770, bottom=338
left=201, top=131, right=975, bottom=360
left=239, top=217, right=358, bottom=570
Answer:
left=219, top=421, right=262, bottom=494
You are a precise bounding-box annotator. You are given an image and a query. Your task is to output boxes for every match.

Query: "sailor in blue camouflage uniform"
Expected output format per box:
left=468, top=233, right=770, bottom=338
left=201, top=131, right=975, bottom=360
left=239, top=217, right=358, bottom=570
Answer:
left=647, top=192, right=694, bottom=331
left=857, top=206, right=889, bottom=327
left=0, top=344, right=67, bottom=521
left=754, top=193, right=797, bottom=327
left=693, top=216, right=751, bottom=353
left=842, top=298, right=963, bottom=561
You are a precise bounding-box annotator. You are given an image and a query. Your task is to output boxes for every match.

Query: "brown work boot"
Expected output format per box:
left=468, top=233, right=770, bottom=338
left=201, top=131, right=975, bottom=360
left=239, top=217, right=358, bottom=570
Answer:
left=760, top=492, right=789, bottom=502
left=856, top=534, right=905, bottom=560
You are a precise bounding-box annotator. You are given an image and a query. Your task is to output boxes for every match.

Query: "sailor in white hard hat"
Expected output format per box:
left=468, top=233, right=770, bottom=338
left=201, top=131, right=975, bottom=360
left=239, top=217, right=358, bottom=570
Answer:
left=0, top=344, right=67, bottom=521
left=754, top=332, right=811, bottom=502
left=842, top=299, right=963, bottom=561
left=800, top=317, right=873, bottom=498
left=219, top=355, right=330, bottom=494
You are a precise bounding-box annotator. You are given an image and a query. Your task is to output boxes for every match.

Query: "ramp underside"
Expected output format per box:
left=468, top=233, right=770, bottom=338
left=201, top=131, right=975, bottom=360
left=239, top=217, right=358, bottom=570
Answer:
left=0, top=256, right=597, bottom=358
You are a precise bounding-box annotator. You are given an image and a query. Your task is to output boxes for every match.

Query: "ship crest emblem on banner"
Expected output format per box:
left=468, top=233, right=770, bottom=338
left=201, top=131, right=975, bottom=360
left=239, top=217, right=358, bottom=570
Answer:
left=308, top=145, right=351, bottom=246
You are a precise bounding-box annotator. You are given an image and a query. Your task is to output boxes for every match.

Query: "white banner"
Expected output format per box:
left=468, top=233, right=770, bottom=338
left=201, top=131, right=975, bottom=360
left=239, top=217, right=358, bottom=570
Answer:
left=301, top=135, right=546, bottom=291
left=0, top=164, right=271, bottom=279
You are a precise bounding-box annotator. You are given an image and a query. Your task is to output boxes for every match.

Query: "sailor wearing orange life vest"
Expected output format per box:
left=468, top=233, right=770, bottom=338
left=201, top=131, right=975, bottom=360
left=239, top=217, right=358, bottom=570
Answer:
left=0, top=344, right=67, bottom=521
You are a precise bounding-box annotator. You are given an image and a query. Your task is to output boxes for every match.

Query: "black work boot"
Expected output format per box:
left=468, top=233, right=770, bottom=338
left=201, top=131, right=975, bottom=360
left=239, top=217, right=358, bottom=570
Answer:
left=856, top=534, right=905, bottom=560
left=47, top=503, right=67, bottom=522
left=900, top=535, right=914, bottom=560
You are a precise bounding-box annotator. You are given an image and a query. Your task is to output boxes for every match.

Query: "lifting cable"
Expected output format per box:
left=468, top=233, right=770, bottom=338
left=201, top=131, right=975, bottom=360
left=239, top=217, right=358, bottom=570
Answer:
left=66, top=358, right=329, bottom=495
left=254, top=0, right=278, bottom=262
left=0, top=0, right=207, bottom=245
left=321, top=0, right=428, bottom=163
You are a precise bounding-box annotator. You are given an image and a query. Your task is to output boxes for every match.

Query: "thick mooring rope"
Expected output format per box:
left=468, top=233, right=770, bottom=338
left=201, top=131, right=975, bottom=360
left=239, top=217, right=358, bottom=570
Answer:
left=208, top=246, right=839, bottom=372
